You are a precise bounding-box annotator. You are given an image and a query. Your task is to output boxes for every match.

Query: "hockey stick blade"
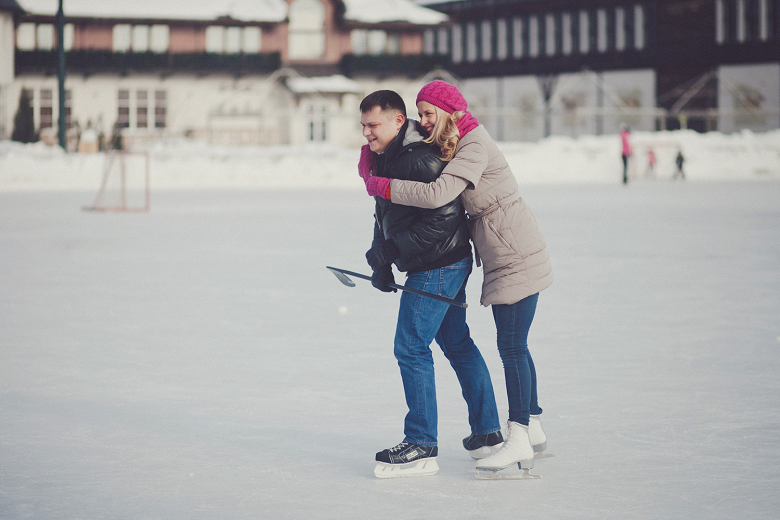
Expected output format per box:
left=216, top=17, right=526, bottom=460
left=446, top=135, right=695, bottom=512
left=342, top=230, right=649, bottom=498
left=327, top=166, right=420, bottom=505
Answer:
left=326, top=266, right=467, bottom=308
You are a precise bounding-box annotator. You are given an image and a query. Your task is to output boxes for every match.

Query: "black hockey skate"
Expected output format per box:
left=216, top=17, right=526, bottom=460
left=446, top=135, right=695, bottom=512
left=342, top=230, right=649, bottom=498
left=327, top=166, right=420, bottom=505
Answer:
left=374, top=442, right=439, bottom=478
left=463, top=431, right=504, bottom=460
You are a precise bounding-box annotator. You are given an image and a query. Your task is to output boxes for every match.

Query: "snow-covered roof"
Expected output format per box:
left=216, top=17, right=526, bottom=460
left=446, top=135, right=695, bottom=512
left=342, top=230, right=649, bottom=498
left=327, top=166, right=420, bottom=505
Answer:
left=17, top=0, right=288, bottom=22
left=18, top=0, right=447, bottom=25
left=286, top=75, right=360, bottom=94
left=342, top=0, right=447, bottom=25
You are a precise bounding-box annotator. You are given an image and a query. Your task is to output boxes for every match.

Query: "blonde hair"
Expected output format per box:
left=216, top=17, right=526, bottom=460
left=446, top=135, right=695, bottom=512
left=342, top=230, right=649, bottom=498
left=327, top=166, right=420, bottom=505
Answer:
left=422, top=106, right=465, bottom=162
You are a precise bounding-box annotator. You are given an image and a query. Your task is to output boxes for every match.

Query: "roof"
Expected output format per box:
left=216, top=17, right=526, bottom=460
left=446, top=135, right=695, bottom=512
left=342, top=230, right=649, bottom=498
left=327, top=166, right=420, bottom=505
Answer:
left=285, top=74, right=360, bottom=94
left=17, top=0, right=448, bottom=25
left=342, top=0, right=446, bottom=25
left=17, top=0, right=288, bottom=22
left=0, top=0, right=24, bottom=13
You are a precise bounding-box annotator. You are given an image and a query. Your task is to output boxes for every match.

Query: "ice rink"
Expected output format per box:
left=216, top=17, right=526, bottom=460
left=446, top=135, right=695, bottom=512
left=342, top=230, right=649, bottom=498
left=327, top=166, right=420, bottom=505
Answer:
left=1, top=180, right=779, bottom=519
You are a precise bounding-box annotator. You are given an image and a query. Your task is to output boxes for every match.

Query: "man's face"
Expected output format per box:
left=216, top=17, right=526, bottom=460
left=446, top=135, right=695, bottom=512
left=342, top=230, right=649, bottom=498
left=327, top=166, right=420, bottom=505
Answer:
left=360, top=106, right=405, bottom=154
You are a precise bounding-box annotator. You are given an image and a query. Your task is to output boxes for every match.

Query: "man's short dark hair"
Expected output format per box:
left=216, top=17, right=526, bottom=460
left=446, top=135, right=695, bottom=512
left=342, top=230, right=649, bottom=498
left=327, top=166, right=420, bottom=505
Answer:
left=360, top=90, right=406, bottom=116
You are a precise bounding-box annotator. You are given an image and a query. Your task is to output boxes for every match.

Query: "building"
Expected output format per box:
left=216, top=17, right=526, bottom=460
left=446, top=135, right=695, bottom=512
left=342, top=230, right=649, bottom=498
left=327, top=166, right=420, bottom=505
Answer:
left=1, top=0, right=24, bottom=139
left=420, top=0, right=780, bottom=139
left=3, top=0, right=779, bottom=147
left=3, top=0, right=451, bottom=147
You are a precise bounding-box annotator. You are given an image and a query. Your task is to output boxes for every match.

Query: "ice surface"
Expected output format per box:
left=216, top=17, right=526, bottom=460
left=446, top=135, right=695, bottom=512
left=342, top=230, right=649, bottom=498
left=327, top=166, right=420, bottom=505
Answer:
left=1, top=178, right=779, bottom=519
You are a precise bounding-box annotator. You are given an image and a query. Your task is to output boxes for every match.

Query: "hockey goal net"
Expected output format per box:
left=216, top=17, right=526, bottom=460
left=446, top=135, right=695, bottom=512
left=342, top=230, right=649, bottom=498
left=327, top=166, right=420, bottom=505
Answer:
left=84, top=151, right=150, bottom=212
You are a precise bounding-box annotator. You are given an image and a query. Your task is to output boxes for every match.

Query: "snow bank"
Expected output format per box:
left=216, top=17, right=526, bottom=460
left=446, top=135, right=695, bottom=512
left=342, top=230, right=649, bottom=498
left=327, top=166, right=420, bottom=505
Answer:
left=1, top=129, right=778, bottom=192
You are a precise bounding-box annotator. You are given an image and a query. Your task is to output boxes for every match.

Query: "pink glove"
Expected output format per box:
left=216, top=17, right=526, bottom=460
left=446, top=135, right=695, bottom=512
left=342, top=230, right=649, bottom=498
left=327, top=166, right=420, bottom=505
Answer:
left=366, top=176, right=392, bottom=199
left=358, top=145, right=374, bottom=182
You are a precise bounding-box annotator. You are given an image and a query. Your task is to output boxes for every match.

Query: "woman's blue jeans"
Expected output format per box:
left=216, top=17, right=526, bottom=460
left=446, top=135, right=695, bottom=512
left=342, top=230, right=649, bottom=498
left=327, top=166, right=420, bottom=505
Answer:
left=491, top=293, right=543, bottom=426
left=394, top=256, right=500, bottom=447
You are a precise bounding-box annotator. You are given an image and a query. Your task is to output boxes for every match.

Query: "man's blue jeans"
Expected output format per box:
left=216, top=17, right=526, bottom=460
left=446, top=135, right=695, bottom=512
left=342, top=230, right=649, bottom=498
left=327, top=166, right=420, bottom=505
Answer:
left=491, top=293, right=543, bottom=426
left=394, top=256, right=500, bottom=447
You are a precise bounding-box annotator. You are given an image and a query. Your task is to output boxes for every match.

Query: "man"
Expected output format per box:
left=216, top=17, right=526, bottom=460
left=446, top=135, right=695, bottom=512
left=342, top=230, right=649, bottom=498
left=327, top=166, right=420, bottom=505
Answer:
left=359, top=90, right=502, bottom=478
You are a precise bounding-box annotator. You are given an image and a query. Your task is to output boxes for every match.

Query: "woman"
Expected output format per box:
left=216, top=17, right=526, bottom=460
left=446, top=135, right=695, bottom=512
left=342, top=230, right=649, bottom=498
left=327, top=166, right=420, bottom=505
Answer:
left=364, top=80, right=553, bottom=474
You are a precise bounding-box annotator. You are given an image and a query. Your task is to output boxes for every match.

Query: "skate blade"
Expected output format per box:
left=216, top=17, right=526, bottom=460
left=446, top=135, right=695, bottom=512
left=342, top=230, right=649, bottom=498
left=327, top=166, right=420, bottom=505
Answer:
left=374, top=458, right=439, bottom=479
left=475, top=468, right=541, bottom=480
left=534, top=452, right=555, bottom=459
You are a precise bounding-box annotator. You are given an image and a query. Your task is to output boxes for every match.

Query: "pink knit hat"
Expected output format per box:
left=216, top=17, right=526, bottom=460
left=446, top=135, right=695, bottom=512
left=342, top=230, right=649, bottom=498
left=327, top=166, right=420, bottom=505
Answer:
left=416, top=80, right=467, bottom=114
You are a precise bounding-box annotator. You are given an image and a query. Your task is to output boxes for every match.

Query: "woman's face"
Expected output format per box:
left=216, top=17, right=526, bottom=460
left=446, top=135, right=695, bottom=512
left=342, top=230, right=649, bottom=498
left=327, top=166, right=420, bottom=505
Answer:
left=417, top=101, right=438, bottom=134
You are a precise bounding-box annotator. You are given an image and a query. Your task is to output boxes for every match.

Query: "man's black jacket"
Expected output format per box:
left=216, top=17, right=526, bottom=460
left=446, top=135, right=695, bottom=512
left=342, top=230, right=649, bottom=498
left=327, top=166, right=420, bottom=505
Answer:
left=372, top=119, right=471, bottom=273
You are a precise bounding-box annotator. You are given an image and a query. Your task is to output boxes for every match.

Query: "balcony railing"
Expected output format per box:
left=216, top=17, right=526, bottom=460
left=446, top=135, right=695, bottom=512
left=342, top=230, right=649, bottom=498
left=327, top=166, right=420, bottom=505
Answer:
left=16, top=50, right=282, bottom=76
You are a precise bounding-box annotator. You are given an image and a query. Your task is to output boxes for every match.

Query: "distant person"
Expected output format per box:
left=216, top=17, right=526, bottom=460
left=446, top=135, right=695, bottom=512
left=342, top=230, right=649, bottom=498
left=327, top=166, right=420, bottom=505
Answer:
left=358, top=90, right=502, bottom=478
left=363, top=80, right=554, bottom=478
left=674, top=150, right=685, bottom=180
left=620, top=124, right=632, bottom=184
left=645, top=148, right=657, bottom=178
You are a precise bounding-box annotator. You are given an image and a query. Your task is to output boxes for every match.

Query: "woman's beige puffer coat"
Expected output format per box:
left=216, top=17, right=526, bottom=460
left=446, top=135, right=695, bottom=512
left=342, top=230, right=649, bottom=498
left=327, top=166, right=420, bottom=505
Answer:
left=391, top=125, right=552, bottom=306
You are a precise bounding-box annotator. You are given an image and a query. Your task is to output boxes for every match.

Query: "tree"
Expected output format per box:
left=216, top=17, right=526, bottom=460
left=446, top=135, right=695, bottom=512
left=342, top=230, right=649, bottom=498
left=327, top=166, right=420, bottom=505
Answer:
left=11, top=90, right=38, bottom=143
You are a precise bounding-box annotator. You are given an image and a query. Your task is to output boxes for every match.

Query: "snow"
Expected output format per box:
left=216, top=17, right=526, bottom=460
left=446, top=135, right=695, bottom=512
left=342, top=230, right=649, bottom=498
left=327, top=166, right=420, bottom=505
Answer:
left=17, top=0, right=447, bottom=25
left=17, top=0, right=289, bottom=22
left=286, top=74, right=361, bottom=94
left=1, top=132, right=780, bottom=518
left=342, top=0, right=447, bottom=25
left=1, top=128, right=778, bottom=191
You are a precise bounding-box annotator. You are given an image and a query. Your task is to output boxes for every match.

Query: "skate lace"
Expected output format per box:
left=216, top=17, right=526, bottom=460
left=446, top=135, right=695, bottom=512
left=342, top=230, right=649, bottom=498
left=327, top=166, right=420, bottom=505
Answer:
left=389, top=442, right=410, bottom=453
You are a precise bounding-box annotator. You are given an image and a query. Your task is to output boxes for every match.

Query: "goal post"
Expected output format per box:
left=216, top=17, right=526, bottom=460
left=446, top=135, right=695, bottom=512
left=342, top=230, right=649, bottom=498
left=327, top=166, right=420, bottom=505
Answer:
left=84, top=151, right=150, bottom=212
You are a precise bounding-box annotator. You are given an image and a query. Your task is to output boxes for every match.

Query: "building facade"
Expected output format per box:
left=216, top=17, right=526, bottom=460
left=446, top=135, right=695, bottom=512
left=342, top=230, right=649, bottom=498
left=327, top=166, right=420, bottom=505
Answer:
left=3, top=0, right=451, bottom=147
left=2, top=0, right=779, bottom=147
left=421, top=0, right=780, bottom=138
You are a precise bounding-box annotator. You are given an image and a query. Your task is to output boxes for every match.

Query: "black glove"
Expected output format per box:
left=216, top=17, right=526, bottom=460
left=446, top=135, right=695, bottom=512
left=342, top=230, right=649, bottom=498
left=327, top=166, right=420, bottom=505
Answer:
left=371, top=264, right=397, bottom=293
left=365, top=239, right=401, bottom=271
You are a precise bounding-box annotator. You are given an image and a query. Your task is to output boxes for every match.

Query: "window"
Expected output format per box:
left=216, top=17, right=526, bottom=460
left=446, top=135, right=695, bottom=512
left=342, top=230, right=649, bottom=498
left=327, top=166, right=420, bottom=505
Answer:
left=496, top=18, right=508, bottom=60
left=562, top=12, right=573, bottom=55
left=545, top=14, right=556, bottom=56
left=288, top=0, right=326, bottom=60
left=132, top=25, right=149, bottom=52
left=307, top=105, right=328, bottom=142
left=367, top=30, right=387, bottom=55
left=579, top=11, right=590, bottom=53
left=63, top=23, right=74, bottom=51
left=206, top=26, right=258, bottom=54
left=40, top=89, right=53, bottom=129
left=465, top=22, right=477, bottom=62
left=225, top=27, right=242, bottom=54
left=386, top=34, right=400, bottom=54
left=423, top=29, right=435, bottom=55
left=451, top=24, right=463, bottom=63
left=716, top=0, right=726, bottom=44
left=17, top=23, right=36, bottom=50
left=528, top=16, right=539, bottom=57
left=117, top=90, right=130, bottom=128
left=155, top=91, right=166, bottom=129
left=136, top=91, right=148, bottom=129
left=36, top=24, right=55, bottom=50
left=205, top=26, right=224, bottom=52
left=149, top=25, right=169, bottom=53
left=243, top=27, right=262, bottom=53
left=481, top=20, right=492, bottom=61
left=437, top=28, right=449, bottom=55
left=113, top=25, right=132, bottom=52
left=512, top=17, right=524, bottom=58
left=615, top=7, right=626, bottom=51
left=64, top=90, right=72, bottom=129
left=737, top=0, right=746, bottom=42
left=597, top=9, right=608, bottom=52
left=351, top=29, right=368, bottom=55
left=634, top=4, right=646, bottom=49
left=759, top=0, right=769, bottom=40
